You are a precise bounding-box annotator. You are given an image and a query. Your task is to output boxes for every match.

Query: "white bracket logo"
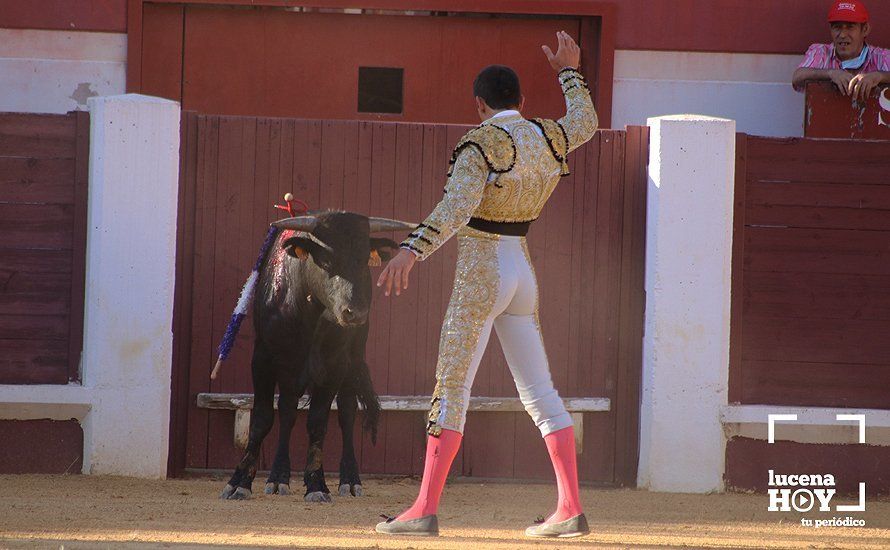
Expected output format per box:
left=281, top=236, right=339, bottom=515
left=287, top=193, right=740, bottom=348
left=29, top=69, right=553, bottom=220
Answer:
left=768, top=413, right=866, bottom=444
left=766, top=413, right=866, bottom=512
left=835, top=414, right=866, bottom=444
left=767, top=413, right=798, bottom=443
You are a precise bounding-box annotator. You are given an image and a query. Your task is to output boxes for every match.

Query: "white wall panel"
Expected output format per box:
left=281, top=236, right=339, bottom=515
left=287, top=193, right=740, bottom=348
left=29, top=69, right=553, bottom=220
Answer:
left=612, top=50, right=805, bottom=137
left=0, top=29, right=126, bottom=114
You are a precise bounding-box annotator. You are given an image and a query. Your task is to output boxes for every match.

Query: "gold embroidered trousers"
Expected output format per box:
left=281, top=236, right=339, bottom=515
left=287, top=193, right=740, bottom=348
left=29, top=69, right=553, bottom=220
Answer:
left=427, top=227, right=573, bottom=437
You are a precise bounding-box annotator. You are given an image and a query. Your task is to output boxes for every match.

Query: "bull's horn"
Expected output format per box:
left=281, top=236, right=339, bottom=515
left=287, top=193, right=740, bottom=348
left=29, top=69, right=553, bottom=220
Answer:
left=272, top=215, right=318, bottom=232
left=368, top=217, right=417, bottom=233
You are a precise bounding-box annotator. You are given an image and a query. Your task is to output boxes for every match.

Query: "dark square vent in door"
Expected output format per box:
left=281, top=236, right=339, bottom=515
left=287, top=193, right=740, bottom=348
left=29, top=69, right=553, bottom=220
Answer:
left=358, top=67, right=404, bottom=114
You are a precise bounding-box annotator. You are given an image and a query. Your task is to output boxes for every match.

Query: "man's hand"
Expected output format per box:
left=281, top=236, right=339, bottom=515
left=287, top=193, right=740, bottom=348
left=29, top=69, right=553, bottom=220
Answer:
left=828, top=69, right=854, bottom=95
left=377, top=248, right=416, bottom=297
left=848, top=72, right=884, bottom=101
left=542, top=31, right=581, bottom=72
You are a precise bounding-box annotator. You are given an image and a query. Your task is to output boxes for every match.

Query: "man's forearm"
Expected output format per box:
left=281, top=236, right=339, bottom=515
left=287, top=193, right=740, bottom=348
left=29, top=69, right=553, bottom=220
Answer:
left=792, top=67, right=833, bottom=88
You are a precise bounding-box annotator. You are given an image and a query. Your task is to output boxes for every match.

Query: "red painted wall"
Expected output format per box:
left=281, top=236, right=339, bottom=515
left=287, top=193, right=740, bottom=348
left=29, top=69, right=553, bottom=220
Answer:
left=615, top=0, right=890, bottom=54
left=0, top=0, right=126, bottom=32
left=4, top=0, right=890, bottom=58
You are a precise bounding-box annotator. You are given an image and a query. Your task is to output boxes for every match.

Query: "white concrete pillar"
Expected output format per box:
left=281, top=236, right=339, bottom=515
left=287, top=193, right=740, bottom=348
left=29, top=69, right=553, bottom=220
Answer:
left=637, top=115, right=736, bottom=492
left=81, top=94, right=180, bottom=477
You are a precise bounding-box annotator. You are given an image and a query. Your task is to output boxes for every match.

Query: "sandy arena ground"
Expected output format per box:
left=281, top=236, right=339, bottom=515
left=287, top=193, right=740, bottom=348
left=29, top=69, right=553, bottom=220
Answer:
left=0, top=475, right=888, bottom=549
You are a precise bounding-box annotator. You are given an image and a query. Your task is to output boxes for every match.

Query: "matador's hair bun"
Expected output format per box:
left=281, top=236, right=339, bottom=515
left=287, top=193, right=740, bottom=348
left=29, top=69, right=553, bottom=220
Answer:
left=473, top=65, right=522, bottom=110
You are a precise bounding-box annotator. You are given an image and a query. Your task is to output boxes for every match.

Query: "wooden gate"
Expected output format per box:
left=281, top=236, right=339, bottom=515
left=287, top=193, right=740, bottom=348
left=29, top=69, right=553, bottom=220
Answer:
left=727, top=134, right=890, bottom=493
left=170, top=113, right=647, bottom=485
left=130, top=1, right=614, bottom=128
left=0, top=111, right=89, bottom=474
left=0, top=112, right=89, bottom=385
left=730, top=135, right=890, bottom=408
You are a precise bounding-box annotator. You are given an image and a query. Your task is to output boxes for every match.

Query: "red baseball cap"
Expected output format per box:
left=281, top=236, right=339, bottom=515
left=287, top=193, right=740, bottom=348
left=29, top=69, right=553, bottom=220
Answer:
left=828, top=1, right=869, bottom=23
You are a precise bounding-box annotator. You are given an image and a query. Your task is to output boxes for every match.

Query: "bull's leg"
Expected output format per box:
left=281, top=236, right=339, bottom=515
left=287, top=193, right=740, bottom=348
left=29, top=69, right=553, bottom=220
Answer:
left=303, top=386, right=337, bottom=502
left=265, top=374, right=298, bottom=496
left=336, top=389, right=363, bottom=497
left=338, top=325, right=378, bottom=497
left=221, top=345, right=276, bottom=500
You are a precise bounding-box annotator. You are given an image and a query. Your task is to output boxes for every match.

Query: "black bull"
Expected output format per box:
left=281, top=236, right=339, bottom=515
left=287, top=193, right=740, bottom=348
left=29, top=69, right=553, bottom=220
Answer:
left=220, top=211, right=414, bottom=501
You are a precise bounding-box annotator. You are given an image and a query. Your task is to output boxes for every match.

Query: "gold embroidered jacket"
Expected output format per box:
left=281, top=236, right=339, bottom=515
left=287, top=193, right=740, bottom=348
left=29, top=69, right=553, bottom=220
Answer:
left=401, top=68, right=597, bottom=260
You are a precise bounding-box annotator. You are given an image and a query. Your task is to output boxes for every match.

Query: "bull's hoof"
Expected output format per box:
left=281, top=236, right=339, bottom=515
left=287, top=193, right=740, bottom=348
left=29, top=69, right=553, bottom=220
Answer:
left=264, top=482, right=292, bottom=496
left=219, top=484, right=236, bottom=499
left=339, top=483, right=363, bottom=497
left=227, top=487, right=252, bottom=500
left=304, top=491, right=332, bottom=503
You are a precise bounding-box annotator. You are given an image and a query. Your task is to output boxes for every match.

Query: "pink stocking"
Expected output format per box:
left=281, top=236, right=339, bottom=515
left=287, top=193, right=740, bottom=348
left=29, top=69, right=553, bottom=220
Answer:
left=397, top=428, right=462, bottom=520
left=543, top=426, right=583, bottom=523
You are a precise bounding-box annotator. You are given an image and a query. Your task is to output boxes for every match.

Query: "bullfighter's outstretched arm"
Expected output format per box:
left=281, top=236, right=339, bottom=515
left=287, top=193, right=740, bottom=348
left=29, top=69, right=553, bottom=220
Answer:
left=399, top=147, right=489, bottom=261
left=556, top=67, right=598, bottom=154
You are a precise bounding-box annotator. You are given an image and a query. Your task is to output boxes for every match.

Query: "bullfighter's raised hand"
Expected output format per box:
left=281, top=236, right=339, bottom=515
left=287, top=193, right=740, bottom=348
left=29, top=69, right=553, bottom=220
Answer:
left=542, top=30, right=581, bottom=71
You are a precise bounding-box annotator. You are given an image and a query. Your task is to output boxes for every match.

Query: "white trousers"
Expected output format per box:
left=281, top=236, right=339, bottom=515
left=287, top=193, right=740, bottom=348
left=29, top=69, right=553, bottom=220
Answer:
left=427, top=227, right=573, bottom=437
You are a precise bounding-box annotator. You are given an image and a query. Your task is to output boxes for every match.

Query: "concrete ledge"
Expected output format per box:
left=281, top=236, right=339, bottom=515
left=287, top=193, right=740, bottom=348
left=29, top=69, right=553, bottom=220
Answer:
left=721, top=404, right=890, bottom=446
left=0, top=384, right=92, bottom=421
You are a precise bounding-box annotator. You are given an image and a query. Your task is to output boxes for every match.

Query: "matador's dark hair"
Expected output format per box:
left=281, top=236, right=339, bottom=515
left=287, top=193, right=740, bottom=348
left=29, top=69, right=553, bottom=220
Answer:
left=473, top=65, right=522, bottom=110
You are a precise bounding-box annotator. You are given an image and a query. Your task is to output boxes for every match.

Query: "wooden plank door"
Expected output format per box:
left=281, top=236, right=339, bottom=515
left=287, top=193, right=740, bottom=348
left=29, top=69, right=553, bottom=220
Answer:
left=135, top=4, right=612, bottom=126
left=170, top=114, right=647, bottom=485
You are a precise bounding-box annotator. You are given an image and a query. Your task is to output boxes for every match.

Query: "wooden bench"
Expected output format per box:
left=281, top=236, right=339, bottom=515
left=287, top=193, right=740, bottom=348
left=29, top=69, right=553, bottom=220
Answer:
left=197, top=393, right=610, bottom=454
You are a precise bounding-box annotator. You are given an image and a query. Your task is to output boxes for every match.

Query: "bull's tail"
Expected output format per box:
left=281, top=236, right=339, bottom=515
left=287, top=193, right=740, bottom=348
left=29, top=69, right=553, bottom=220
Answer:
left=298, top=359, right=381, bottom=445
left=353, top=360, right=381, bottom=445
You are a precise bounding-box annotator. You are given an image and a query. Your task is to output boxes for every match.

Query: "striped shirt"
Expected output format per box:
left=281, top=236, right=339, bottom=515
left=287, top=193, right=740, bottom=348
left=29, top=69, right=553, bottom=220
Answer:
left=795, top=43, right=890, bottom=91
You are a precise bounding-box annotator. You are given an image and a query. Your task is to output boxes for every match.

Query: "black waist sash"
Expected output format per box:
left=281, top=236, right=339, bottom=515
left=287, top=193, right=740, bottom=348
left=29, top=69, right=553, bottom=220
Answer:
left=467, top=217, right=532, bottom=237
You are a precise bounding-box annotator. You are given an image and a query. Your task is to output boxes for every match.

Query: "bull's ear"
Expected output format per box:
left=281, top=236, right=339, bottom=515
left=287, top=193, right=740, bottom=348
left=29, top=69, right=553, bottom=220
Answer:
left=369, top=237, right=399, bottom=264
left=282, top=236, right=313, bottom=260
left=290, top=247, right=310, bottom=261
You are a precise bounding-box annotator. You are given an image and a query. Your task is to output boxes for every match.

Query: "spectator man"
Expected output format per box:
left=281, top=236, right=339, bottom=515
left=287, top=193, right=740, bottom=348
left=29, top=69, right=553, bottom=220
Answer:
left=792, top=0, right=890, bottom=100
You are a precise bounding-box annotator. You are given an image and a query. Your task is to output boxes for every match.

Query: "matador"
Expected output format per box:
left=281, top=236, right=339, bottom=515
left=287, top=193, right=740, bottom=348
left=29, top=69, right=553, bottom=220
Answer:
left=376, top=31, right=597, bottom=538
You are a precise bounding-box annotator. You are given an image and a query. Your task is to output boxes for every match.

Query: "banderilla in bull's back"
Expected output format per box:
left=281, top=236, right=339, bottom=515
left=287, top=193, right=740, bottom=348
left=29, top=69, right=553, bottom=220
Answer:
left=211, top=193, right=309, bottom=380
